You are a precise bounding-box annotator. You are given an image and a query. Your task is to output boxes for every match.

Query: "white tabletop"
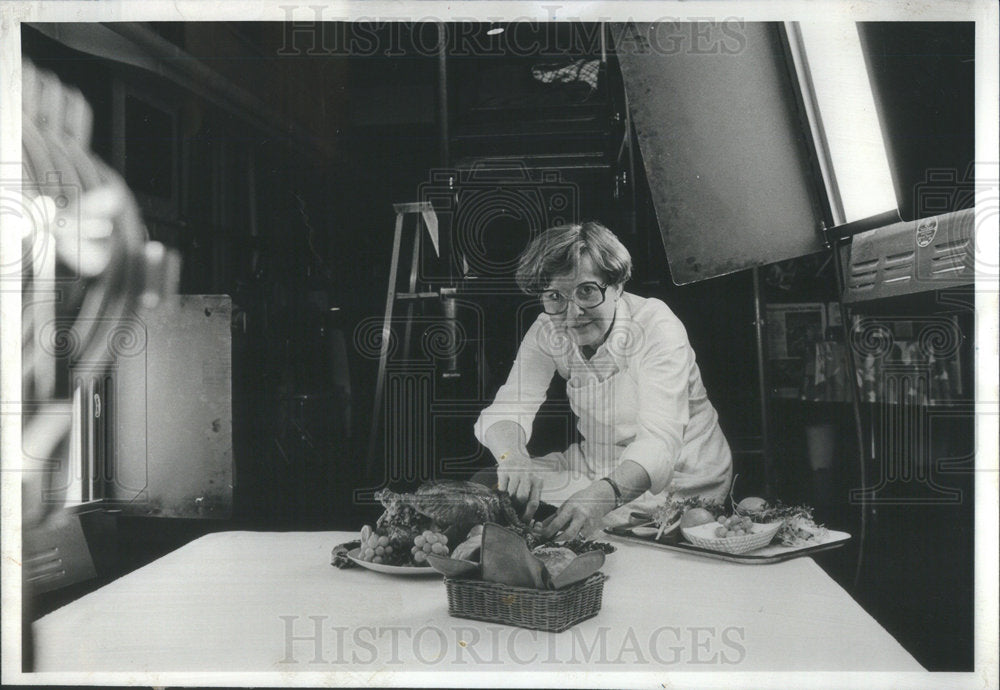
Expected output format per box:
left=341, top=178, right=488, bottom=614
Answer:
left=32, top=530, right=924, bottom=673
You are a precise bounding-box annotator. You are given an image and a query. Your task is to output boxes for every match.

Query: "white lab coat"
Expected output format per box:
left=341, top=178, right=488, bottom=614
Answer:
left=475, top=292, right=733, bottom=528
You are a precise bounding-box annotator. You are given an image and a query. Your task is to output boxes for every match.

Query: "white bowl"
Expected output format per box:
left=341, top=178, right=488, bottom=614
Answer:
left=680, top=521, right=782, bottom=555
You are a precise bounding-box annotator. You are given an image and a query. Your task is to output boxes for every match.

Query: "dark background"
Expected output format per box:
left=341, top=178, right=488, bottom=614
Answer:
left=22, top=21, right=976, bottom=671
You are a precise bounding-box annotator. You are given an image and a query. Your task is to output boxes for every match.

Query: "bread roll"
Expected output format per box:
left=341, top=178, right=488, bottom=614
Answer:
left=532, top=546, right=577, bottom=578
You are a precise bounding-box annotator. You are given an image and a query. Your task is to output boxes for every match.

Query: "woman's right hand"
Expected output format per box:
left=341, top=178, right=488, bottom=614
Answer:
left=496, top=452, right=545, bottom=521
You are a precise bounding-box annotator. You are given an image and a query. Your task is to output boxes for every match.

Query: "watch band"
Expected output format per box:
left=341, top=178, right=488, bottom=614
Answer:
left=599, top=476, right=624, bottom=509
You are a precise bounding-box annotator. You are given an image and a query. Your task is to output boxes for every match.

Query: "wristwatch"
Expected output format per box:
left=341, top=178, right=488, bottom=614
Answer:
left=599, top=476, right=624, bottom=510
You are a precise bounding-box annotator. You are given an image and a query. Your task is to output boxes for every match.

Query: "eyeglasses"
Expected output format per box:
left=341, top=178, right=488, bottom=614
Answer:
left=539, top=282, right=610, bottom=315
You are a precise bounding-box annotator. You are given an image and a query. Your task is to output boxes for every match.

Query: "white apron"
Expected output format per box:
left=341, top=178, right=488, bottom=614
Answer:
left=534, top=348, right=732, bottom=530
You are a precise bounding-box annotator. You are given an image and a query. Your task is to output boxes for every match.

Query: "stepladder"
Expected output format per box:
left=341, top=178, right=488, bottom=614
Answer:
left=366, top=201, right=450, bottom=474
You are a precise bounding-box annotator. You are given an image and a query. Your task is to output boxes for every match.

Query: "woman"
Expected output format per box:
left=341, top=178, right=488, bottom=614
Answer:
left=474, top=222, right=732, bottom=540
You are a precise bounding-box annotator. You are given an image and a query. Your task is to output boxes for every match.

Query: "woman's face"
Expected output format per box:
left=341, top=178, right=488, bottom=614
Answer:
left=544, top=254, right=623, bottom=349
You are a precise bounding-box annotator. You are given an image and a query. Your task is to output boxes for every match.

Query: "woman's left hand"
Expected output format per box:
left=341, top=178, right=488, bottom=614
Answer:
left=539, top=481, right=616, bottom=540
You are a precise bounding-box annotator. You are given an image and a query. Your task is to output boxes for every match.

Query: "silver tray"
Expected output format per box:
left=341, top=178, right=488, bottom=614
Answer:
left=604, top=525, right=851, bottom=564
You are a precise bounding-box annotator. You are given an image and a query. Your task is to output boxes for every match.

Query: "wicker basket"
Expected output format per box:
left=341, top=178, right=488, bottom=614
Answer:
left=443, top=573, right=608, bottom=632
left=681, top=521, right=783, bottom=555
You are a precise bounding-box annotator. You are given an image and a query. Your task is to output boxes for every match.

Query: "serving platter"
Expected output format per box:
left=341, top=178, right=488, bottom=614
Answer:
left=604, top=525, right=851, bottom=564
left=346, top=547, right=441, bottom=576
left=625, top=518, right=680, bottom=539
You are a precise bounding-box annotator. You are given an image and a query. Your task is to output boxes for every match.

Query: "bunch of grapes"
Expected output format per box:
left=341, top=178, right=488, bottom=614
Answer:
left=410, top=529, right=449, bottom=564
left=714, top=514, right=754, bottom=538
left=357, top=525, right=396, bottom=564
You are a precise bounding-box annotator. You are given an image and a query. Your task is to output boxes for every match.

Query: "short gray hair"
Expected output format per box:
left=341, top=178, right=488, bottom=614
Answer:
left=515, top=221, right=633, bottom=294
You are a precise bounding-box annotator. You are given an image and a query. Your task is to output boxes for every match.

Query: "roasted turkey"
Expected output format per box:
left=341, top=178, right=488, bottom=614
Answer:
left=334, top=481, right=613, bottom=569
left=374, top=480, right=529, bottom=544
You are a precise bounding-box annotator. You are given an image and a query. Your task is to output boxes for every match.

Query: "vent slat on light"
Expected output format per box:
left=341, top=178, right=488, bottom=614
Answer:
left=24, top=547, right=60, bottom=564
left=934, top=239, right=969, bottom=253
left=931, top=264, right=967, bottom=275
left=843, top=208, right=975, bottom=303
left=28, top=570, right=67, bottom=583
left=28, top=559, right=65, bottom=576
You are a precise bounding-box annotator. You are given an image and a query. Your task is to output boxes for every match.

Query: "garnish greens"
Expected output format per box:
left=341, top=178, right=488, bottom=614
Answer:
left=651, top=488, right=827, bottom=548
